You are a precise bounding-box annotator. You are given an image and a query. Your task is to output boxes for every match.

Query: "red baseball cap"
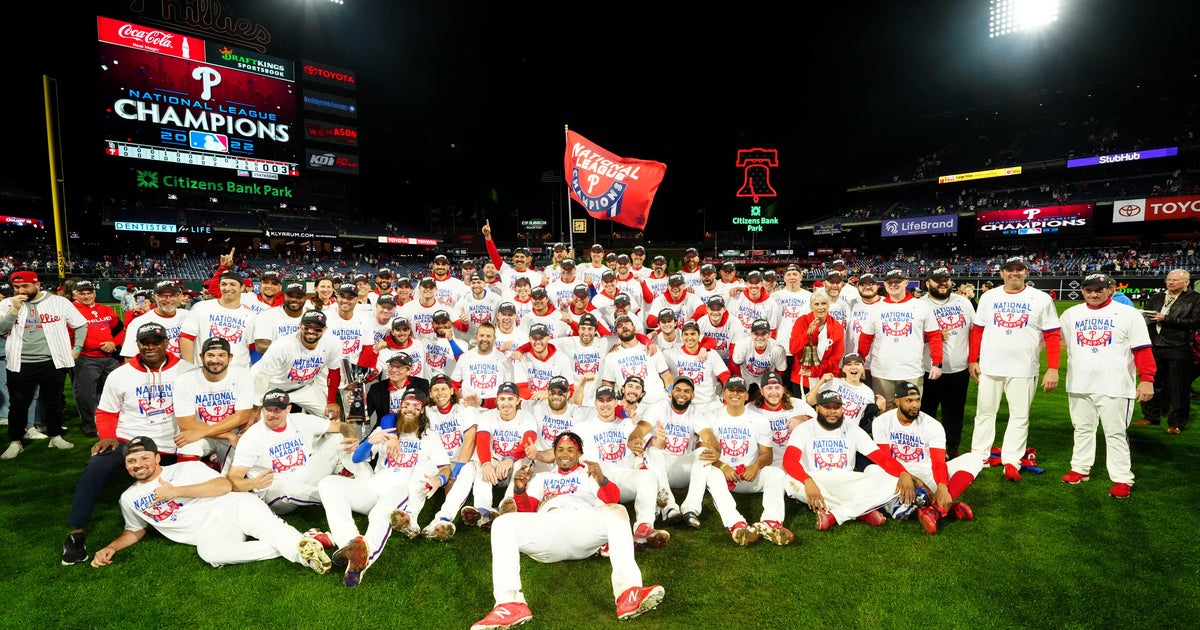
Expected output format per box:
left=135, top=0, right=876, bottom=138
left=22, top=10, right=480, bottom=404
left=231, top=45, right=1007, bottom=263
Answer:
left=10, top=271, right=38, bottom=284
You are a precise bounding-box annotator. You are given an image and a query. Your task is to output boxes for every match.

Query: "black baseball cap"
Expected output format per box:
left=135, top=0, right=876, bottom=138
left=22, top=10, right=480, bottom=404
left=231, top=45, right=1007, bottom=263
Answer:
left=433, top=254, right=449, bottom=262
left=928, top=267, right=951, bottom=281
left=885, top=269, right=907, bottom=282
left=387, top=352, right=413, bottom=366
left=673, top=375, right=695, bottom=388
left=124, top=436, right=158, bottom=456
left=73, top=280, right=96, bottom=291
left=680, top=320, right=700, bottom=332
left=616, top=254, right=631, bottom=263
left=816, top=390, right=843, bottom=406
left=653, top=255, right=667, bottom=263
left=578, top=313, right=599, bottom=328
left=531, top=286, right=548, bottom=298
left=724, top=376, right=748, bottom=391
left=700, top=263, right=716, bottom=274
left=376, top=268, right=394, bottom=278
left=560, top=258, right=576, bottom=269
left=595, top=385, right=617, bottom=400
left=261, top=271, right=281, bottom=282
left=430, top=373, right=453, bottom=388
left=895, top=381, right=921, bottom=398
left=153, top=280, right=181, bottom=294
left=300, top=310, right=327, bottom=328
left=432, top=310, right=451, bottom=322
left=632, top=245, right=646, bottom=254
left=601, top=269, right=616, bottom=281
left=668, top=273, right=685, bottom=286
left=547, top=375, right=570, bottom=392
left=284, top=282, right=307, bottom=295
left=614, top=293, right=631, bottom=305
left=614, top=314, right=633, bottom=326
left=657, top=308, right=676, bottom=321
left=419, top=277, right=437, bottom=288
left=721, top=261, right=736, bottom=271
left=391, top=317, right=412, bottom=329
left=841, top=353, right=865, bottom=365
left=262, top=390, right=292, bottom=409
left=201, top=337, right=231, bottom=354
left=528, top=322, right=549, bottom=338
left=706, top=295, right=725, bottom=309
left=496, top=381, right=520, bottom=397
left=468, top=272, right=484, bottom=282
left=136, top=322, right=168, bottom=342
left=573, top=284, right=590, bottom=296
left=513, top=276, right=531, bottom=286
left=762, top=372, right=785, bottom=387
left=553, top=242, right=567, bottom=251
left=751, top=319, right=771, bottom=334
left=1002, top=256, right=1028, bottom=270
left=1082, top=273, right=1110, bottom=288
left=498, top=302, right=517, bottom=314
left=336, top=283, right=358, bottom=296
left=376, top=294, right=396, bottom=306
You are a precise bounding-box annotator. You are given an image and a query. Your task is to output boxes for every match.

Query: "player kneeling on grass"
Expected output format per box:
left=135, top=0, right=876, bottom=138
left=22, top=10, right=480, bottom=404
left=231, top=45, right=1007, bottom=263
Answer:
left=316, top=386, right=451, bottom=587
left=90, top=436, right=332, bottom=574
left=869, top=382, right=982, bottom=534
left=471, top=432, right=665, bottom=630
left=782, top=390, right=919, bottom=530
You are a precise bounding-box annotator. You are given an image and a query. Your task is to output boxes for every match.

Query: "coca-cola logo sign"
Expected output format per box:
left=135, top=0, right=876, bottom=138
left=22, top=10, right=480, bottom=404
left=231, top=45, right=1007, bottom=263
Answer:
left=117, top=24, right=177, bottom=48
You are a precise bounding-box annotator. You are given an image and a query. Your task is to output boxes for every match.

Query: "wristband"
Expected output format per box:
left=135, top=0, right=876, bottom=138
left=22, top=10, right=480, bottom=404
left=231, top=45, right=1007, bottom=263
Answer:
left=717, top=461, right=727, bottom=470
left=437, top=474, right=447, bottom=487
left=73, top=346, right=83, bottom=352
left=452, top=462, right=465, bottom=477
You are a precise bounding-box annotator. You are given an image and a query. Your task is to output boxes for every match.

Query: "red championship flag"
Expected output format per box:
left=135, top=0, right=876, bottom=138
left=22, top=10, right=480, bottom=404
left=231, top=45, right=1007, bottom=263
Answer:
left=564, top=130, right=666, bottom=231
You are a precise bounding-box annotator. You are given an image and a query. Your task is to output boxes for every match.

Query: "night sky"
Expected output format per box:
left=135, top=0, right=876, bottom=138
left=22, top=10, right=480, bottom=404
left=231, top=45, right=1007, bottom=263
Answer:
left=6, top=0, right=1199, bottom=243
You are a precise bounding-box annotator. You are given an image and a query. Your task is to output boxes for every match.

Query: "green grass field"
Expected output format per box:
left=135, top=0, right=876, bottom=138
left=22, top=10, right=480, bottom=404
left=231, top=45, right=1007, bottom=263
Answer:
left=2, top=301, right=1197, bottom=629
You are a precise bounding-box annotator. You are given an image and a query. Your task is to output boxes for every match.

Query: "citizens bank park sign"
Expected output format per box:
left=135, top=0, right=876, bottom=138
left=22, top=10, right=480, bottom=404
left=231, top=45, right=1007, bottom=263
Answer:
left=1112, top=194, right=1200, bottom=223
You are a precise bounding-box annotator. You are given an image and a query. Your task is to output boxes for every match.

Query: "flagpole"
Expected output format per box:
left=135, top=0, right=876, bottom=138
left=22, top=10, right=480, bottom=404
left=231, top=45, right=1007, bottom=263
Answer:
left=564, top=124, right=573, bottom=254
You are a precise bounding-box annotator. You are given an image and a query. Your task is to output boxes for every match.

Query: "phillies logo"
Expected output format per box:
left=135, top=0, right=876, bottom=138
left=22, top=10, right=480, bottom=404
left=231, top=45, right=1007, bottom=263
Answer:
left=471, top=373, right=498, bottom=392
left=287, top=365, right=319, bottom=383
left=621, top=364, right=649, bottom=380
left=721, top=438, right=750, bottom=458
left=598, top=440, right=627, bottom=462
left=208, top=325, right=244, bottom=343
left=440, top=430, right=462, bottom=452
left=386, top=451, right=419, bottom=469
left=142, top=499, right=183, bottom=523
left=427, top=350, right=448, bottom=369
left=882, top=321, right=913, bottom=337
left=843, top=401, right=863, bottom=422
left=772, top=428, right=790, bottom=446
left=814, top=451, right=849, bottom=470
left=198, top=404, right=233, bottom=425
left=1077, top=330, right=1113, bottom=349
left=574, top=360, right=599, bottom=375
left=570, top=170, right=635, bottom=221
left=782, top=304, right=806, bottom=318
left=938, top=313, right=967, bottom=331
left=890, top=444, right=924, bottom=463
left=272, top=450, right=307, bottom=473
left=341, top=338, right=362, bottom=356
left=994, top=312, right=1030, bottom=329
left=665, top=435, right=689, bottom=455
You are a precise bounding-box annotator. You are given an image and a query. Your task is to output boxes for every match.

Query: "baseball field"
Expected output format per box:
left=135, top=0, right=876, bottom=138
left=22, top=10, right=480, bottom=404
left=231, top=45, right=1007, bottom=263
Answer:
left=1, top=300, right=1196, bottom=629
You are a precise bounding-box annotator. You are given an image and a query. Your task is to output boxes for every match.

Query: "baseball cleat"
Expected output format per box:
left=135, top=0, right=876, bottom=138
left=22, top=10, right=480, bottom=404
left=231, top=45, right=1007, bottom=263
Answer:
left=1061, top=470, right=1090, bottom=484
left=423, top=518, right=457, bottom=541
left=656, top=487, right=671, bottom=508
left=471, top=602, right=532, bottom=630
left=633, top=523, right=670, bottom=549
left=753, top=520, right=795, bottom=546
left=61, top=533, right=88, bottom=566
left=1004, top=464, right=1022, bottom=482
left=681, top=511, right=701, bottom=529
left=461, top=506, right=496, bottom=531
left=595, top=542, right=610, bottom=558
left=498, top=497, right=518, bottom=515
left=660, top=506, right=682, bottom=524
left=1109, top=482, right=1132, bottom=499
left=298, top=536, right=332, bottom=574
left=616, top=585, right=665, bottom=621
left=916, top=506, right=943, bottom=535
left=856, top=509, right=886, bottom=527
left=336, top=536, right=370, bottom=587
left=947, top=501, right=974, bottom=521
left=304, top=528, right=336, bottom=549
left=389, top=510, right=421, bottom=539
left=815, top=510, right=838, bottom=531
left=728, top=521, right=759, bottom=546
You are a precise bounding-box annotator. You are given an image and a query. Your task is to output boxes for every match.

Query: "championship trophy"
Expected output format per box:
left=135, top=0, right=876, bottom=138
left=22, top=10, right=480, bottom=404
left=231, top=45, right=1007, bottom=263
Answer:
left=341, top=358, right=376, bottom=439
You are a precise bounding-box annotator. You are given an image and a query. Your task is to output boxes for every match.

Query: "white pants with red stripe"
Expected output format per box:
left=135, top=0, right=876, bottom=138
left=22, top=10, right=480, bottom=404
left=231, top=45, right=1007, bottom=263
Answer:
left=489, top=503, right=642, bottom=605
left=317, top=470, right=426, bottom=570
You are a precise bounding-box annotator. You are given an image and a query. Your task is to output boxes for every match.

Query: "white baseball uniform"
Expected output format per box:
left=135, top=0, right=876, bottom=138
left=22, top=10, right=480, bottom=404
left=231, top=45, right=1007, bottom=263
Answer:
left=574, top=409, right=659, bottom=527
left=700, top=406, right=786, bottom=528
left=782, top=419, right=901, bottom=524
left=641, top=402, right=713, bottom=517
left=426, top=402, right=480, bottom=525
left=870, top=408, right=984, bottom=491
left=231, top=412, right=345, bottom=514
left=250, top=332, right=343, bottom=416
left=468, top=409, right=539, bottom=510
left=181, top=300, right=256, bottom=368
left=173, top=364, right=256, bottom=461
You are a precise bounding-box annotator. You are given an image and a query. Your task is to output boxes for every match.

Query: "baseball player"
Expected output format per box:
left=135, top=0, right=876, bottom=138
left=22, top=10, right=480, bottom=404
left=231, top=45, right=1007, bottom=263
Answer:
left=726, top=271, right=781, bottom=341
left=420, top=373, right=479, bottom=540
left=180, top=271, right=257, bottom=369
left=172, top=337, right=256, bottom=468
left=250, top=310, right=344, bottom=418
left=663, top=320, right=731, bottom=412
left=452, top=323, right=514, bottom=409
left=120, top=280, right=187, bottom=361
left=574, top=385, right=670, bottom=549
left=524, top=375, right=581, bottom=473
left=547, top=313, right=612, bottom=406
left=323, top=283, right=375, bottom=363
left=968, top=256, right=1061, bottom=481
left=512, top=323, right=574, bottom=399
left=845, top=273, right=882, bottom=360
left=359, top=318, right=429, bottom=378
left=856, top=269, right=944, bottom=405
left=458, top=272, right=504, bottom=343
left=782, top=390, right=918, bottom=530
left=729, top=318, right=788, bottom=387
left=460, top=382, right=538, bottom=530
left=227, top=390, right=362, bottom=515
left=251, top=281, right=309, bottom=355
left=870, top=381, right=983, bottom=534
left=919, top=267, right=976, bottom=458
left=61, top=322, right=192, bottom=566
left=772, top=264, right=813, bottom=377
left=755, top=372, right=816, bottom=468
left=646, top=274, right=704, bottom=330
left=1059, top=273, right=1156, bottom=499
left=471, top=432, right=665, bottom=630
left=694, top=376, right=792, bottom=546
left=89, top=436, right=332, bottom=573
left=599, top=316, right=673, bottom=406
left=317, top=387, right=450, bottom=587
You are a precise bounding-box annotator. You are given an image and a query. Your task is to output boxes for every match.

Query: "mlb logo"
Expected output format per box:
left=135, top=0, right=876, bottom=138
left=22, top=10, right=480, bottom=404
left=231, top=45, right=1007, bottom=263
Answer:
left=190, top=131, right=230, bottom=153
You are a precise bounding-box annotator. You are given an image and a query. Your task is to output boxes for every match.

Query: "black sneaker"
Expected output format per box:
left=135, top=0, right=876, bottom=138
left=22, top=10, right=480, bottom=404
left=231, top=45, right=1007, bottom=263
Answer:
left=681, top=511, right=701, bottom=529
left=62, top=533, right=88, bottom=566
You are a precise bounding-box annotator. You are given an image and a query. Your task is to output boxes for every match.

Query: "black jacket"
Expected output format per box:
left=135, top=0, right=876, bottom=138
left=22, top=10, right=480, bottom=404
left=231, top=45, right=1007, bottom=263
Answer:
left=1145, top=289, right=1200, bottom=349
left=364, top=376, right=430, bottom=432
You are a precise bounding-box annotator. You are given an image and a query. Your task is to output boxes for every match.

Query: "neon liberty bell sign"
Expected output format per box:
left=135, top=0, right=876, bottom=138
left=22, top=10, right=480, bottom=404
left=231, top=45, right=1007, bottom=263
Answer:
left=733, top=148, right=779, bottom=232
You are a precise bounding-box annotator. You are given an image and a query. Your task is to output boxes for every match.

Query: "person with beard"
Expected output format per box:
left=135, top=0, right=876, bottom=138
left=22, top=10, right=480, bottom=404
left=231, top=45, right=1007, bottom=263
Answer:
left=250, top=310, right=344, bottom=418
left=663, top=321, right=730, bottom=413
left=483, top=221, right=546, bottom=293
left=693, top=264, right=724, bottom=303
left=642, top=255, right=671, bottom=297
left=0, top=270, right=89, bottom=455
left=460, top=382, right=539, bottom=531
left=552, top=313, right=612, bottom=406
left=429, top=254, right=467, bottom=308
left=646, top=273, right=703, bottom=330
left=524, top=375, right=580, bottom=474
left=599, top=315, right=673, bottom=406
left=402, top=375, right=478, bottom=542
left=227, top=390, right=362, bottom=515
left=918, top=267, right=976, bottom=458
left=89, top=436, right=333, bottom=575
left=627, top=376, right=717, bottom=530
left=725, top=271, right=780, bottom=341
left=545, top=259, right=581, bottom=312
left=846, top=273, right=883, bottom=361
left=172, top=338, right=256, bottom=468
left=244, top=271, right=285, bottom=316
left=61, top=322, right=190, bottom=565
left=573, top=385, right=670, bottom=549
left=365, top=353, right=431, bottom=433
left=472, top=432, right=665, bottom=629
left=782, top=389, right=919, bottom=531
left=452, top=322, right=513, bottom=410
left=827, top=259, right=860, bottom=303
left=857, top=269, right=944, bottom=407
left=695, top=377, right=793, bottom=547
left=754, top=372, right=816, bottom=470
left=788, top=293, right=845, bottom=397
left=252, top=282, right=310, bottom=355
left=677, top=247, right=703, bottom=291
left=315, top=387, right=450, bottom=587
left=121, top=280, right=188, bottom=361
left=870, top=382, right=982, bottom=534
left=458, top=272, right=504, bottom=343
left=360, top=318, right=429, bottom=379
left=368, top=268, right=395, bottom=304
left=512, top=323, right=574, bottom=401
left=816, top=270, right=852, bottom=332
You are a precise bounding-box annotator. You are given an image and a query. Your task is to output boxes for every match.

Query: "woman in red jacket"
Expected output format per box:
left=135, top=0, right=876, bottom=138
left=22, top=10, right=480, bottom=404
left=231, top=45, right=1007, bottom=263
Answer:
left=788, top=292, right=844, bottom=397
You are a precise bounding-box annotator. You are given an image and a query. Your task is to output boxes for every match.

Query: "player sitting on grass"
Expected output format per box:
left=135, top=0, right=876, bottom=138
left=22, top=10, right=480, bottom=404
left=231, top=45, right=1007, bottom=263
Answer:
left=471, top=431, right=665, bottom=630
